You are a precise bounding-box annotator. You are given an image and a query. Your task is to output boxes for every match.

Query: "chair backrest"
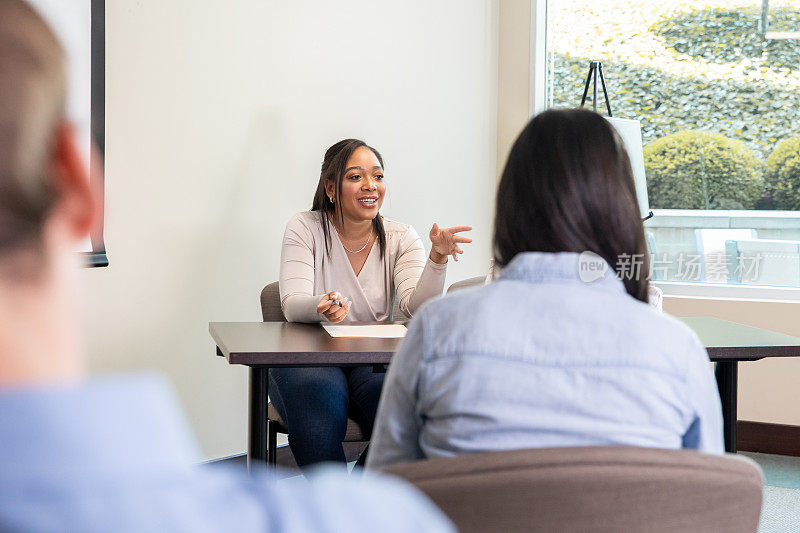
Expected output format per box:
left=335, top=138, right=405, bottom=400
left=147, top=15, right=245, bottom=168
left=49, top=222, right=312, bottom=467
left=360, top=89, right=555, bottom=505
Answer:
left=386, top=446, right=763, bottom=533
left=446, top=276, right=485, bottom=294
left=725, top=238, right=800, bottom=287
left=393, top=276, right=484, bottom=321
left=645, top=231, right=662, bottom=280
left=260, top=281, right=286, bottom=322
left=694, top=228, right=757, bottom=283
left=391, top=294, right=404, bottom=322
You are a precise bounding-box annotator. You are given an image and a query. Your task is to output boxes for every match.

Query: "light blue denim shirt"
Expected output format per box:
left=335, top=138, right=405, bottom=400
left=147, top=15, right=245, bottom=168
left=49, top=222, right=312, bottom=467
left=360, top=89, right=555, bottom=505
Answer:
left=0, top=375, right=453, bottom=533
left=367, top=252, right=724, bottom=470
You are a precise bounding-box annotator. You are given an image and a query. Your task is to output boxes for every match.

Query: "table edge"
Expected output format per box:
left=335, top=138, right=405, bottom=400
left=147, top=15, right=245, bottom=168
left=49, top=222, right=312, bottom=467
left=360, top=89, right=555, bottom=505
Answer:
left=707, top=344, right=800, bottom=361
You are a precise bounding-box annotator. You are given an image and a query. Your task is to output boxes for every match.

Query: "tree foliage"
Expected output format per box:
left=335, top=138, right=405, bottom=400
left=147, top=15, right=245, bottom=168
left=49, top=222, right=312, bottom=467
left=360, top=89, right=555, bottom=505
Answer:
left=766, top=136, right=800, bottom=210
left=644, top=130, right=764, bottom=209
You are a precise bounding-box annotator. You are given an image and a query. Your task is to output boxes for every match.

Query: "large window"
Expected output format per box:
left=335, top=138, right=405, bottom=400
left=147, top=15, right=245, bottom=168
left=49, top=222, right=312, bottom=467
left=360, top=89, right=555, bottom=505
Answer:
left=546, top=0, right=800, bottom=292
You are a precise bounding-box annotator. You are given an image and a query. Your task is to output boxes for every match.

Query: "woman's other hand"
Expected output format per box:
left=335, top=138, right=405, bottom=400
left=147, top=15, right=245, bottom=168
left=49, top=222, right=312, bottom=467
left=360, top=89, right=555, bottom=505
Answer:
left=317, top=291, right=351, bottom=322
left=429, top=223, right=472, bottom=264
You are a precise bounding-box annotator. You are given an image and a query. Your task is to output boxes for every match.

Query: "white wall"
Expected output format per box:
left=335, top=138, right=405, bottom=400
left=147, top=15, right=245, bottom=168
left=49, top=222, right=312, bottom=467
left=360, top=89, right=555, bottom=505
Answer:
left=84, top=0, right=499, bottom=459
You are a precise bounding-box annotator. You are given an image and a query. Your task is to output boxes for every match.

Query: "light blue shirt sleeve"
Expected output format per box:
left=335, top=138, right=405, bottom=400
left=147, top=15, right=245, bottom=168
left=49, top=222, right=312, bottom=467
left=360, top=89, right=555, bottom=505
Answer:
left=366, top=315, right=427, bottom=470
left=0, top=376, right=456, bottom=533
left=681, top=337, right=725, bottom=454
left=261, top=467, right=455, bottom=533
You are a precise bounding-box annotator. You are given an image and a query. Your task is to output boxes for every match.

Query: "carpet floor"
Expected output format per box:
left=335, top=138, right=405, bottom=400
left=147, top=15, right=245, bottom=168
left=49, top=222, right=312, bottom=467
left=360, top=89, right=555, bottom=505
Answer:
left=742, top=452, right=800, bottom=533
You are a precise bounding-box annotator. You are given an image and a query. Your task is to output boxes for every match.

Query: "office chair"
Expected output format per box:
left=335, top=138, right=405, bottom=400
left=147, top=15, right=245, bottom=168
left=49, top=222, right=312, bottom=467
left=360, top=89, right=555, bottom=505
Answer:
left=260, top=281, right=372, bottom=467
left=387, top=446, right=763, bottom=533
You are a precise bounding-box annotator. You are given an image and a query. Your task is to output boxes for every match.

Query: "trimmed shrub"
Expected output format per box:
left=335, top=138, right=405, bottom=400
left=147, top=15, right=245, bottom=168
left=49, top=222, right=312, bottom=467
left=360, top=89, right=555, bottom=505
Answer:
left=644, top=130, right=764, bottom=210
left=766, top=136, right=800, bottom=210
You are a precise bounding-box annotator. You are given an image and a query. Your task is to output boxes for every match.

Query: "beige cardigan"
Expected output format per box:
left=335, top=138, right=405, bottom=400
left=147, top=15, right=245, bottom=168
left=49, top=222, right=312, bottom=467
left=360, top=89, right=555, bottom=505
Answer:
left=279, top=211, right=447, bottom=323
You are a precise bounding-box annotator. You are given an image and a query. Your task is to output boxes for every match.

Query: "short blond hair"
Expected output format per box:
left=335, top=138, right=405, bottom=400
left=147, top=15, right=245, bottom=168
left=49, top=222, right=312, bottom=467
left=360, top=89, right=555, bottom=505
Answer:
left=0, top=0, right=66, bottom=253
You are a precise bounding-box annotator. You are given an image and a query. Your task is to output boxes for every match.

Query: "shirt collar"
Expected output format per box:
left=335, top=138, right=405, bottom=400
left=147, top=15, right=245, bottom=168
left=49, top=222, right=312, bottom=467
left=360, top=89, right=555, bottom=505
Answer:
left=497, top=251, right=626, bottom=294
left=0, top=374, right=200, bottom=479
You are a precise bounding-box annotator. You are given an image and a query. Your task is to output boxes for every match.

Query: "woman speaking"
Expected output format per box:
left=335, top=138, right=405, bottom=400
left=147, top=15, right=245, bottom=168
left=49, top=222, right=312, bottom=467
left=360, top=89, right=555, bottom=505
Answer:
left=273, top=138, right=471, bottom=468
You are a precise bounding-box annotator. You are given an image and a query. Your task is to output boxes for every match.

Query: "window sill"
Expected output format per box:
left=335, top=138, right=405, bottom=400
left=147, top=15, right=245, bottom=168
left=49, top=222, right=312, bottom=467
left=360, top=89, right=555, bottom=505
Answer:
left=646, top=209, right=800, bottom=230
left=655, top=281, right=800, bottom=303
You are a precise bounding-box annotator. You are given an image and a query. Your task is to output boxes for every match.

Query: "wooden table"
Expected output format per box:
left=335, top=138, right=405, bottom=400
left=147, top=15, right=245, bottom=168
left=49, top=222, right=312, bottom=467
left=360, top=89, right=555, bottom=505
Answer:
left=210, top=321, right=398, bottom=468
left=210, top=317, right=800, bottom=465
left=680, top=317, right=800, bottom=453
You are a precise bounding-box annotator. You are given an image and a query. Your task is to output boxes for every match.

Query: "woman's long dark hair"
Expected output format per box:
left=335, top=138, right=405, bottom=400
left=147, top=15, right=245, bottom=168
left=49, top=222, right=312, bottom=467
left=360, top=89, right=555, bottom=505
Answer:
left=493, top=108, right=650, bottom=302
left=311, top=139, right=386, bottom=258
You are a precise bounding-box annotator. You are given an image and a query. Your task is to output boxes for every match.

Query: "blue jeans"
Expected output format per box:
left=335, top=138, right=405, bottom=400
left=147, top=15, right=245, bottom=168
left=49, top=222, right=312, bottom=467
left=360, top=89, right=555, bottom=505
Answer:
left=268, top=366, right=385, bottom=468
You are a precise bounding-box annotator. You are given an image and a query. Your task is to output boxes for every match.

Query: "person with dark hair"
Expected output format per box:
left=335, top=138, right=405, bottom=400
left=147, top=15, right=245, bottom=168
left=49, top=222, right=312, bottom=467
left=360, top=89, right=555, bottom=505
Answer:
left=367, top=108, right=724, bottom=471
left=0, top=1, right=455, bottom=530
left=274, top=139, right=472, bottom=468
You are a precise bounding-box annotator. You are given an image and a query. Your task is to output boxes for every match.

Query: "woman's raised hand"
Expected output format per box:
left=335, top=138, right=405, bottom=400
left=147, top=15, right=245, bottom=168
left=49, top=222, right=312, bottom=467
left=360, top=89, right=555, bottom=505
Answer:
left=429, top=223, right=473, bottom=264
left=317, top=291, right=351, bottom=322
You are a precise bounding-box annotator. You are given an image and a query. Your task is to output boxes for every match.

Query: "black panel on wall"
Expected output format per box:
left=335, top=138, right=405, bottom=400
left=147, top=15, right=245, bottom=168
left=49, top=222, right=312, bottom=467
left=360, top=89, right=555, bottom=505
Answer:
left=86, top=0, right=107, bottom=268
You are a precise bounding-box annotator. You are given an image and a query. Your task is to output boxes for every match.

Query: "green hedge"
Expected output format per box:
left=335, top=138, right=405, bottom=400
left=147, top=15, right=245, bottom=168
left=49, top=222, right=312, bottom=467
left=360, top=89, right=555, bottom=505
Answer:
left=766, top=136, right=800, bottom=210
left=644, top=130, right=764, bottom=209
left=650, top=7, right=800, bottom=69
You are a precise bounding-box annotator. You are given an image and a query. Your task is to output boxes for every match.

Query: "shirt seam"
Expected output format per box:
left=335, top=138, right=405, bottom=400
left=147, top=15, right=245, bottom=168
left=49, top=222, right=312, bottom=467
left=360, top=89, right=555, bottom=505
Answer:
left=421, top=351, right=692, bottom=380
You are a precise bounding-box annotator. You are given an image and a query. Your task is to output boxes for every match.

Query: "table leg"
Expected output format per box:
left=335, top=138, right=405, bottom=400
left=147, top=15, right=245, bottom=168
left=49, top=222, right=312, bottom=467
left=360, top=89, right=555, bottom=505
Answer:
left=248, top=367, right=268, bottom=470
left=715, top=361, right=738, bottom=453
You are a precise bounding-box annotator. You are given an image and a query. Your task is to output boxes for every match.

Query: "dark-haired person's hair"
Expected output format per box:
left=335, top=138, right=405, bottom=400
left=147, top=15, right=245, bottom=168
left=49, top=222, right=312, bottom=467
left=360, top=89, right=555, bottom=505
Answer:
left=311, top=139, right=386, bottom=258
left=0, top=0, right=66, bottom=256
left=493, top=108, right=650, bottom=302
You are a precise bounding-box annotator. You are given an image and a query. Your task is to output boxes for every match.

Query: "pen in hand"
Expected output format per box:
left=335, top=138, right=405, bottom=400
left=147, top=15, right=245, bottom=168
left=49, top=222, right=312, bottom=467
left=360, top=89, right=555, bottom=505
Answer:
left=318, top=291, right=352, bottom=323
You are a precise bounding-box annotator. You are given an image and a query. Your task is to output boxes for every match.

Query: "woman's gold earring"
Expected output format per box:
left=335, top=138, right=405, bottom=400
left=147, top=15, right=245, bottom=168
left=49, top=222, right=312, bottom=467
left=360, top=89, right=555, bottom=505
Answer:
left=330, top=196, right=335, bottom=203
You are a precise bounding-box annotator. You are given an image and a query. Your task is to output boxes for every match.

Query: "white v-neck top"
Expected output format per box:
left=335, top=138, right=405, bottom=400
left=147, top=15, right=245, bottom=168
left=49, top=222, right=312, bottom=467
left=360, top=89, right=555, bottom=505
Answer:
left=279, top=211, right=447, bottom=323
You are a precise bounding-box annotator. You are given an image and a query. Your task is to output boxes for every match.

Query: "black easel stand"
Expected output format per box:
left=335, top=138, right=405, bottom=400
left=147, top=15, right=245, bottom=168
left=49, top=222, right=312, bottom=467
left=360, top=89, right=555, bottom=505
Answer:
left=579, top=61, right=652, bottom=222
left=580, top=61, right=613, bottom=117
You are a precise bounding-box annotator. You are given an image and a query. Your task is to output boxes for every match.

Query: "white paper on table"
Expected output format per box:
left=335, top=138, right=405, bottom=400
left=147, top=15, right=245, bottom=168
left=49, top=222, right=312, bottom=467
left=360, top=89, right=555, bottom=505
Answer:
left=322, top=324, right=408, bottom=338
